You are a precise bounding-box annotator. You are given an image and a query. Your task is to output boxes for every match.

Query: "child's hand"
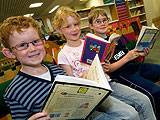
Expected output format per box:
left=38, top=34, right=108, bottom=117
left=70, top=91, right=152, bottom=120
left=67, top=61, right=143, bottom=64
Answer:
left=79, top=71, right=88, bottom=79
left=138, top=48, right=150, bottom=56
left=28, top=112, right=51, bottom=120
left=102, top=62, right=111, bottom=73
left=125, top=49, right=140, bottom=61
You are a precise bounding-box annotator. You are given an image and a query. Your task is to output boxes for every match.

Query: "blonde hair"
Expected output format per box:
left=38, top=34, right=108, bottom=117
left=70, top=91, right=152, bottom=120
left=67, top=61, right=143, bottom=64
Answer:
left=52, top=6, right=80, bottom=30
left=0, top=16, right=42, bottom=48
left=88, top=8, right=109, bottom=24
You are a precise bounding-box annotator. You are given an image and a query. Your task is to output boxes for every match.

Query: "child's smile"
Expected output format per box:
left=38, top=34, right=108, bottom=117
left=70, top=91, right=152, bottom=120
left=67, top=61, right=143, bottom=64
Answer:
left=8, top=27, right=46, bottom=69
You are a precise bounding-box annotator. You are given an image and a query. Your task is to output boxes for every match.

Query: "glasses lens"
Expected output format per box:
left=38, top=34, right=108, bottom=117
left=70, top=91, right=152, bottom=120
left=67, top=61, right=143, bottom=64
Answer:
left=32, top=39, right=43, bottom=46
left=95, top=20, right=101, bottom=24
left=16, top=43, right=28, bottom=50
left=95, top=18, right=109, bottom=24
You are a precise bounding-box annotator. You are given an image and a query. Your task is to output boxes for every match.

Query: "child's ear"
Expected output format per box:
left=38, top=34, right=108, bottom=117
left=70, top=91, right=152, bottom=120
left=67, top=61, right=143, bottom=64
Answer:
left=89, top=24, right=94, bottom=30
left=2, top=48, right=16, bottom=59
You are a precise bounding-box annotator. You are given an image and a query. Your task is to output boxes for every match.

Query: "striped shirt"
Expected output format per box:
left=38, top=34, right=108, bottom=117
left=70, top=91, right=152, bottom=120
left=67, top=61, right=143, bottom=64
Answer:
left=4, top=64, right=65, bottom=120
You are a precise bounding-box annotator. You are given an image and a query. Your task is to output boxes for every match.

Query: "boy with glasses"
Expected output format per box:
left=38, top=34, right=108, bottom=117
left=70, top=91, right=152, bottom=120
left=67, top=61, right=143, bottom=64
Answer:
left=0, top=16, right=66, bottom=120
left=88, top=8, right=160, bottom=119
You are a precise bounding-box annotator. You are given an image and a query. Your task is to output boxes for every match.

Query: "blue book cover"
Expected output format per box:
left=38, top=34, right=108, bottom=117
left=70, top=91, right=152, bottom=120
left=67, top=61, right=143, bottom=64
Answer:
left=81, top=33, right=113, bottom=65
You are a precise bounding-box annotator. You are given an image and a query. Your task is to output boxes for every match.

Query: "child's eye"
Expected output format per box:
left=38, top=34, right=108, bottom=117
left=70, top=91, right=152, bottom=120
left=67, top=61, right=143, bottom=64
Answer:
left=33, top=39, right=40, bottom=44
left=95, top=20, right=101, bottom=24
left=18, top=43, right=27, bottom=47
left=74, top=23, right=79, bottom=26
left=65, top=26, right=70, bottom=28
left=63, top=25, right=70, bottom=28
left=15, top=43, right=28, bottom=50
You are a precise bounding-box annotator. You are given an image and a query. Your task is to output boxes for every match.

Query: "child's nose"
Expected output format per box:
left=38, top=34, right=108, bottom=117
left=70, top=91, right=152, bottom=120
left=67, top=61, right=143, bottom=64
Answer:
left=72, top=26, right=79, bottom=31
left=28, top=43, right=36, bottom=51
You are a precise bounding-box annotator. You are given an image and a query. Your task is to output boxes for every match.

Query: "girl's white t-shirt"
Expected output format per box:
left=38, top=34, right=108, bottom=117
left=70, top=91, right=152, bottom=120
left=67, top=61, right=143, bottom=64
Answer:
left=58, top=40, right=90, bottom=77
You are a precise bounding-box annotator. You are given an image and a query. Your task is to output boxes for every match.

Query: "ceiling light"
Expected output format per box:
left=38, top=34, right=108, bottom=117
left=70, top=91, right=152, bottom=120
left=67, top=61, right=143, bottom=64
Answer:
left=24, top=13, right=34, bottom=17
left=80, top=0, right=88, bottom=1
left=29, top=3, right=43, bottom=8
left=49, top=5, right=60, bottom=13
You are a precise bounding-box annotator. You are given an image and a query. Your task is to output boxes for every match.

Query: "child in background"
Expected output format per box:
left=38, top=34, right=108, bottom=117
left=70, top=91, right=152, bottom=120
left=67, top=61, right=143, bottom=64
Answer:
left=88, top=8, right=160, bottom=119
left=53, top=6, right=156, bottom=120
left=0, top=16, right=66, bottom=120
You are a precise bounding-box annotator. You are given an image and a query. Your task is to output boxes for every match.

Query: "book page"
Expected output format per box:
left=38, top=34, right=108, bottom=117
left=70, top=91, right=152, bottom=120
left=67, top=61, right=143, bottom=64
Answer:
left=43, top=82, right=109, bottom=120
left=108, top=33, right=121, bottom=43
left=86, top=54, right=111, bottom=90
left=52, top=75, right=111, bottom=90
left=86, top=33, right=110, bottom=43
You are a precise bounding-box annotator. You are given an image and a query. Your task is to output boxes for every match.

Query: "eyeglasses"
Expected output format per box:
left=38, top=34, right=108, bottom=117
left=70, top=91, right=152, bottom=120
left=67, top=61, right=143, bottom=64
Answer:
left=94, top=18, right=110, bottom=25
left=11, top=38, right=44, bottom=51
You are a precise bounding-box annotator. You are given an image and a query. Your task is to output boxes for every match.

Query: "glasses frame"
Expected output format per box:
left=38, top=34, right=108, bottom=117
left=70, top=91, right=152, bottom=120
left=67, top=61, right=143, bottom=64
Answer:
left=11, top=38, right=44, bottom=51
left=93, top=18, right=110, bottom=25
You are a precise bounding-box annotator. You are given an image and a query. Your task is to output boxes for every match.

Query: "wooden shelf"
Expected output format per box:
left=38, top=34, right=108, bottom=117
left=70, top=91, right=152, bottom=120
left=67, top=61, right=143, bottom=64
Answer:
left=109, top=19, right=119, bottom=23
left=81, top=26, right=89, bottom=30
left=129, top=4, right=144, bottom=10
left=131, top=13, right=145, bottom=17
left=76, top=3, right=115, bottom=12
left=80, top=17, right=88, bottom=21
left=98, top=3, right=115, bottom=7
left=127, top=0, right=147, bottom=25
left=140, top=20, right=147, bottom=23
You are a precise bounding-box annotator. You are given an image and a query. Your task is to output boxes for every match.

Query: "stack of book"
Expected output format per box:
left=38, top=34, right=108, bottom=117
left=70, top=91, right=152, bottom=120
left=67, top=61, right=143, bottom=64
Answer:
left=116, top=0, right=129, bottom=20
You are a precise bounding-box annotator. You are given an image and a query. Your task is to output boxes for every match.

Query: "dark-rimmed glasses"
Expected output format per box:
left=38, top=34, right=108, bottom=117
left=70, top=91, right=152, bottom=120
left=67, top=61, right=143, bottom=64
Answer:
left=11, top=38, right=44, bottom=51
left=94, top=18, right=110, bottom=25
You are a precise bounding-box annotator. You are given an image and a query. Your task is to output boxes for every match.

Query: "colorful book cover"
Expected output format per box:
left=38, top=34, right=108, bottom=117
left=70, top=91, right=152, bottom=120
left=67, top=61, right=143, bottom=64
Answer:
left=81, top=33, right=115, bottom=65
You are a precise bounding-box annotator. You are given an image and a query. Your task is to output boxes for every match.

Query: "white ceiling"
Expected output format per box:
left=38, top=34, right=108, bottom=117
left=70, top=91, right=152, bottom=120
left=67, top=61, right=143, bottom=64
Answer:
left=0, top=0, right=88, bottom=22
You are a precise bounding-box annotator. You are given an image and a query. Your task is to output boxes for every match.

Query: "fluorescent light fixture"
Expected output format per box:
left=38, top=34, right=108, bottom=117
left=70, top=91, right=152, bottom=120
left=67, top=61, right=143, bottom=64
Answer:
left=80, top=0, right=88, bottom=1
left=49, top=5, right=60, bottom=13
left=24, top=13, right=34, bottom=17
left=29, top=3, right=43, bottom=8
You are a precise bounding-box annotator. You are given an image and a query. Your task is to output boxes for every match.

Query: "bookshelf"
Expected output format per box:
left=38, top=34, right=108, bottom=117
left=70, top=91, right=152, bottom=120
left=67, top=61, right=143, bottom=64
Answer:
left=76, top=0, right=148, bottom=31
left=126, top=0, right=147, bottom=25
left=76, top=0, right=118, bottom=30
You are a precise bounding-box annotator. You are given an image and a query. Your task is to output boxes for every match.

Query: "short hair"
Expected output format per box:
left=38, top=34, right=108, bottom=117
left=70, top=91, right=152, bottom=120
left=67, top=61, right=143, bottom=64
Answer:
left=88, top=8, right=109, bottom=24
left=0, top=16, right=42, bottom=48
left=52, top=6, right=80, bottom=30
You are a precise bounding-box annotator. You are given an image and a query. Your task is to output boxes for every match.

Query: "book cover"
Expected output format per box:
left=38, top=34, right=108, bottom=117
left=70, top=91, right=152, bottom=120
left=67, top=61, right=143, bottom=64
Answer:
left=135, top=26, right=159, bottom=51
left=43, top=55, right=112, bottom=120
left=81, top=33, right=115, bottom=65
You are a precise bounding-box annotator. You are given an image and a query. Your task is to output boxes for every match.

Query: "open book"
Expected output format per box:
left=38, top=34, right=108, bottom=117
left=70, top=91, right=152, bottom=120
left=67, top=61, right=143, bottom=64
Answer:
left=81, top=33, right=117, bottom=65
left=43, top=54, right=112, bottom=120
left=135, top=26, right=159, bottom=51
